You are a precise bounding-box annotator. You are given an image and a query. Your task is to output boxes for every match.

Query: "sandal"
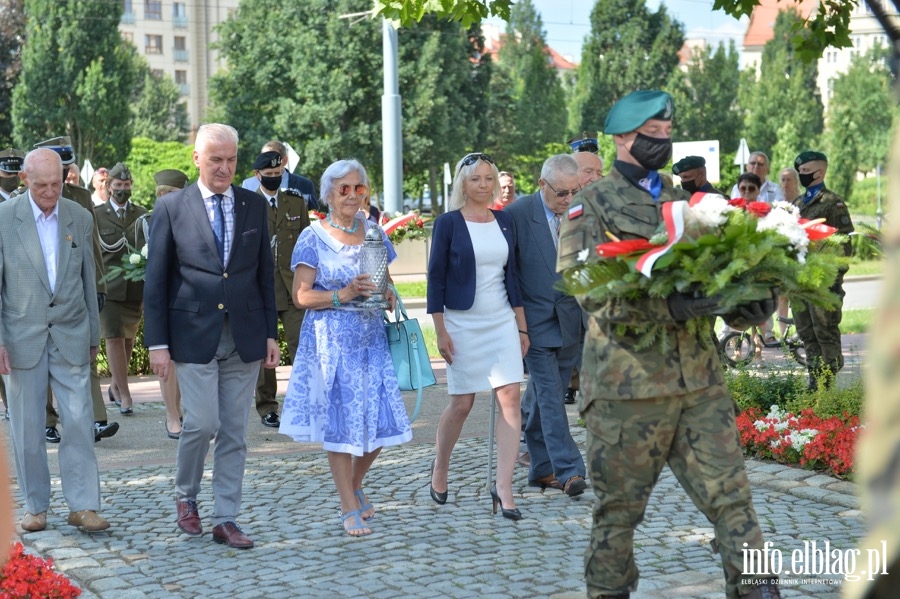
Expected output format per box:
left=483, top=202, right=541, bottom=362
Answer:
left=354, top=489, right=374, bottom=520
left=340, top=509, right=372, bottom=537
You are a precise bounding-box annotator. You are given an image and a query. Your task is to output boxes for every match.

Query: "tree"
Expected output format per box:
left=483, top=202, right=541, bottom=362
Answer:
left=487, top=0, right=566, bottom=162
left=125, top=137, right=195, bottom=209
left=823, top=45, right=899, bottom=201
left=569, top=0, right=685, bottom=135
left=0, top=0, right=25, bottom=147
left=12, top=0, right=137, bottom=166
left=739, top=10, right=823, bottom=169
left=131, top=65, right=190, bottom=143
left=668, top=41, right=742, bottom=153
left=374, top=0, right=512, bottom=27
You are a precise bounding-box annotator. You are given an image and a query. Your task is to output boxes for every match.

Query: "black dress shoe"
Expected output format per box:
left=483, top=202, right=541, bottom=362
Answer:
left=94, top=421, right=119, bottom=442
left=45, top=426, right=61, bottom=443
left=261, top=411, right=280, bottom=427
left=564, top=388, right=577, bottom=404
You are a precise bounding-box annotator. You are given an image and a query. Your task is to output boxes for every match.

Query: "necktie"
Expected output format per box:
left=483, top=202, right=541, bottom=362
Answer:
left=212, top=194, right=225, bottom=262
left=269, top=197, right=277, bottom=210
left=550, top=214, right=561, bottom=248
left=117, top=207, right=125, bottom=221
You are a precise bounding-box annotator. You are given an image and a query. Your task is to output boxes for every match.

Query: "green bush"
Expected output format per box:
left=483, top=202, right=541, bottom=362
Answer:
left=725, top=368, right=807, bottom=412
left=785, top=378, right=864, bottom=419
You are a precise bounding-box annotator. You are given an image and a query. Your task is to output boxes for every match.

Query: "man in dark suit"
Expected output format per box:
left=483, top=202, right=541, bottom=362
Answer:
left=241, top=140, right=319, bottom=210
left=0, top=148, right=108, bottom=533
left=251, top=150, right=310, bottom=428
left=144, top=123, right=280, bottom=549
left=505, top=154, right=587, bottom=498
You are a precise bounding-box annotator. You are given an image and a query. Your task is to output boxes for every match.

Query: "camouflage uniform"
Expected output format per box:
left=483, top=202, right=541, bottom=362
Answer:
left=254, top=187, right=310, bottom=418
left=790, top=188, right=853, bottom=387
left=844, top=131, right=900, bottom=599
left=557, top=164, right=769, bottom=598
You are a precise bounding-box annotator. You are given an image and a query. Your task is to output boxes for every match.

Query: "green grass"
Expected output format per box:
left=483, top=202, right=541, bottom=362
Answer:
left=840, top=308, right=873, bottom=334
left=421, top=324, right=440, bottom=359
left=847, top=259, right=884, bottom=277
left=393, top=281, right=427, bottom=298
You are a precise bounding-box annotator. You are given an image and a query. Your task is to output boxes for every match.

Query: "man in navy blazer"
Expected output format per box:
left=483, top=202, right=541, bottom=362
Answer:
left=144, top=123, right=279, bottom=549
left=505, top=154, right=587, bottom=497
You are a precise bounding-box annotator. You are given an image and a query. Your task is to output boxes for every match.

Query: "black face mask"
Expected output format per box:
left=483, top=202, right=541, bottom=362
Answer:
left=630, top=133, right=672, bottom=171
left=680, top=179, right=699, bottom=194
left=0, top=176, right=18, bottom=193
left=260, top=175, right=281, bottom=192
left=798, top=170, right=819, bottom=188
left=111, top=189, right=132, bottom=204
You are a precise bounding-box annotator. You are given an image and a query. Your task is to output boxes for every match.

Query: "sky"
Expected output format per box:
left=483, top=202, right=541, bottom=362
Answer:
left=486, top=0, right=749, bottom=63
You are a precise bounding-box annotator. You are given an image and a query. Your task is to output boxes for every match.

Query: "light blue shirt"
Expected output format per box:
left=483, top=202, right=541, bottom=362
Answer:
left=197, top=181, right=235, bottom=264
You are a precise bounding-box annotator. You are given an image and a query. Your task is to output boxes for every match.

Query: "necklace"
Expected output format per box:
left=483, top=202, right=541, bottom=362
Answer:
left=326, top=213, right=358, bottom=234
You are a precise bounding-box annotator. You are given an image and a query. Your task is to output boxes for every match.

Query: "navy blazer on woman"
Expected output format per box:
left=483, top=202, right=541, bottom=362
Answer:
left=426, top=209, right=523, bottom=313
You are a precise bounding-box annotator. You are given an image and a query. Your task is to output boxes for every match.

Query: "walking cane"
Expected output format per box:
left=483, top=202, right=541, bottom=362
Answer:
left=486, top=388, right=496, bottom=493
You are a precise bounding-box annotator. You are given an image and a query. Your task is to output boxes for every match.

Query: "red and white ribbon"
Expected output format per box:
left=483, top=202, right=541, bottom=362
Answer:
left=634, top=201, right=686, bottom=277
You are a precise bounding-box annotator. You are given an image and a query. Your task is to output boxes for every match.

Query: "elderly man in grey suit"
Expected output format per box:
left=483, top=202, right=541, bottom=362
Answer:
left=506, top=154, right=587, bottom=497
left=144, top=123, right=279, bottom=549
left=0, top=148, right=108, bottom=533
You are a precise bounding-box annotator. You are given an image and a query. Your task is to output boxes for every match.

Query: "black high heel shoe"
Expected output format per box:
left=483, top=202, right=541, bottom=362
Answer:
left=429, top=459, right=447, bottom=505
left=490, top=485, right=522, bottom=521
left=108, top=387, right=121, bottom=407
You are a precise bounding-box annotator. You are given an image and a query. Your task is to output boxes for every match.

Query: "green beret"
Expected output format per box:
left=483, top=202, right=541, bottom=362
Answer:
left=604, top=90, right=674, bottom=135
left=0, top=148, right=25, bottom=173
left=254, top=151, right=282, bottom=171
left=154, top=169, right=188, bottom=189
left=108, top=162, right=132, bottom=181
left=672, top=155, right=705, bottom=175
left=794, top=151, right=827, bottom=169
left=34, top=136, right=75, bottom=165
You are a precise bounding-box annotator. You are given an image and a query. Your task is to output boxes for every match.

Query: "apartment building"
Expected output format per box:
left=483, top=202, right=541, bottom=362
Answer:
left=119, top=0, right=240, bottom=135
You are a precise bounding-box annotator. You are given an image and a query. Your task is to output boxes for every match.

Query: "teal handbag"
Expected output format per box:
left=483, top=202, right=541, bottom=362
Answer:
left=384, top=292, right=435, bottom=423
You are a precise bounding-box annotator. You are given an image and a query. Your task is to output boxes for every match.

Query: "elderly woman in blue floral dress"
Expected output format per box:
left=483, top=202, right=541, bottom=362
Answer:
left=279, top=159, right=412, bottom=537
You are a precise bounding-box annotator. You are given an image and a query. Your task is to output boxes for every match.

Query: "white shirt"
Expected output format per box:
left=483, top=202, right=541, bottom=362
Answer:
left=730, top=179, right=785, bottom=204
left=29, top=192, right=59, bottom=293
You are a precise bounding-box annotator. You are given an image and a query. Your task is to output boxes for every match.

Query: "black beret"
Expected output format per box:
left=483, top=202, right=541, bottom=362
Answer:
left=794, top=151, right=827, bottom=169
left=254, top=151, right=282, bottom=171
left=672, top=156, right=705, bottom=175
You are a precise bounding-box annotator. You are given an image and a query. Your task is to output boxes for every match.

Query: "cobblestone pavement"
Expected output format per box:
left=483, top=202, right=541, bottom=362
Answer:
left=10, top=426, right=862, bottom=599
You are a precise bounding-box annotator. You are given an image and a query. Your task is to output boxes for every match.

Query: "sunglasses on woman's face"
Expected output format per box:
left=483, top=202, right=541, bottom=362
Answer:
left=738, top=185, right=759, bottom=194
left=457, top=153, right=494, bottom=174
left=337, top=183, right=368, bottom=196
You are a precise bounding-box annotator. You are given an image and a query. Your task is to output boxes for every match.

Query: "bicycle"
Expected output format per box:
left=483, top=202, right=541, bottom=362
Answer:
left=717, top=317, right=806, bottom=368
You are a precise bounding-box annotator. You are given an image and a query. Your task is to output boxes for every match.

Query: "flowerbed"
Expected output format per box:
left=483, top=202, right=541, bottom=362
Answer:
left=0, top=542, right=81, bottom=598
left=736, top=405, right=860, bottom=478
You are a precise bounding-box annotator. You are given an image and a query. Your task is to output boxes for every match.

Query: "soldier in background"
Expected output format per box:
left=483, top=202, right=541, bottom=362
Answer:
left=241, top=140, right=319, bottom=210
left=95, top=163, right=148, bottom=415
left=672, top=155, right=724, bottom=196
left=792, top=151, right=854, bottom=389
left=252, top=151, right=310, bottom=428
left=556, top=90, right=780, bottom=599
left=0, top=148, right=25, bottom=419
left=30, top=137, right=117, bottom=444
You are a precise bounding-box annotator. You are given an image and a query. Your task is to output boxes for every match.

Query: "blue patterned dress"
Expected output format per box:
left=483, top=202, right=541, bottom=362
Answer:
left=279, top=218, right=413, bottom=456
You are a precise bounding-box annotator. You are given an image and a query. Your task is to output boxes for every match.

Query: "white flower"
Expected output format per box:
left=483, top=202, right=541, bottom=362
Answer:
left=756, top=203, right=809, bottom=262
left=684, top=194, right=734, bottom=230
left=140, top=244, right=149, bottom=259
left=129, top=253, right=142, bottom=265
left=577, top=248, right=590, bottom=263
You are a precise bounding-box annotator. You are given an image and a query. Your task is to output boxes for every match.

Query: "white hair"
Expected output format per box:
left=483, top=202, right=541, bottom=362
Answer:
left=195, top=123, right=239, bottom=151
left=320, top=159, right=368, bottom=208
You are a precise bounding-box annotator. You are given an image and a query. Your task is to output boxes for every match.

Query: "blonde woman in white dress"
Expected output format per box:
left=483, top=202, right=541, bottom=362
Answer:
left=426, top=153, right=529, bottom=520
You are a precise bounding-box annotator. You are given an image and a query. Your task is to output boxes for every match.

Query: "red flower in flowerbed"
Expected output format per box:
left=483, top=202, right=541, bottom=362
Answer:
left=736, top=406, right=860, bottom=478
left=0, top=543, right=81, bottom=598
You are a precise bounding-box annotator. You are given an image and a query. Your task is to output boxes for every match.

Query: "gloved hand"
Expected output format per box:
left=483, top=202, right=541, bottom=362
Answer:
left=723, top=293, right=778, bottom=331
left=97, top=293, right=106, bottom=313
left=667, top=291, right=722, bottom=322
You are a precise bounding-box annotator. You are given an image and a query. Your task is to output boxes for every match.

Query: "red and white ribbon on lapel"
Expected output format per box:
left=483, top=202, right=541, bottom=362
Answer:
left=634, top=200, right=686, bottom=278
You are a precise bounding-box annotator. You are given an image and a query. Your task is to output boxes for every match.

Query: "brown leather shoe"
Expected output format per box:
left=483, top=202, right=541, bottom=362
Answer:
left=564, top=475, right=587, bottom=497
left=176, top=499, right=202, bottom=536
left=531, top=473, right=563, bottom=490
left=212, top=521, right=254, bottom=549
left=21, top=511, right=47, bottom=532
left=67, top=510, right=110, bottom=532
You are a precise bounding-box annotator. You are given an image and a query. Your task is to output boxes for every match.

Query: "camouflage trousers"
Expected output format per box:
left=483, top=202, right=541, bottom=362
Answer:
left=582, top=386, right=767, bottom=598
left=792, top=285, right=845, bottom=386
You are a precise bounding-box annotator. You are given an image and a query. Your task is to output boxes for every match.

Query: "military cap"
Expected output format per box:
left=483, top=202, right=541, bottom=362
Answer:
left=794, top=150, right=827, bottom=169
left=568, top=131, right=599, bottom=154
left=0, top=148, right=25, bottom=173
left=153, top=169, right=188, bottom=189
left=108, top=162, right=132, bottom=181
left=672, top=155, right=706, bottom=175
left=604, top=90, right=674, bottom=135
left=34, top=136, right=75, bottom=164
left=253, top=151, right=282, bottom=171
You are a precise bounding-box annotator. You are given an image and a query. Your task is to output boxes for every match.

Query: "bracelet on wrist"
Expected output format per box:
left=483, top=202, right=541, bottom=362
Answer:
left=332, top=290, right=341, bottom=307
left=518, top=329, right=528, bottom=335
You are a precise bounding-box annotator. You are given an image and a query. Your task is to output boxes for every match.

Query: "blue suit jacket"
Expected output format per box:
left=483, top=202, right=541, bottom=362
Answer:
left=143, top=183, right=278, bottom=364
left=427, top=209, right=522, bottom=313
left=505, top=192, right=584, bottom=348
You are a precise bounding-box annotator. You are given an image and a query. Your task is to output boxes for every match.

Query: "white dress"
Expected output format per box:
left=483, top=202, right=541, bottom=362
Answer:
left=444, top=220, right=524, bottom=394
